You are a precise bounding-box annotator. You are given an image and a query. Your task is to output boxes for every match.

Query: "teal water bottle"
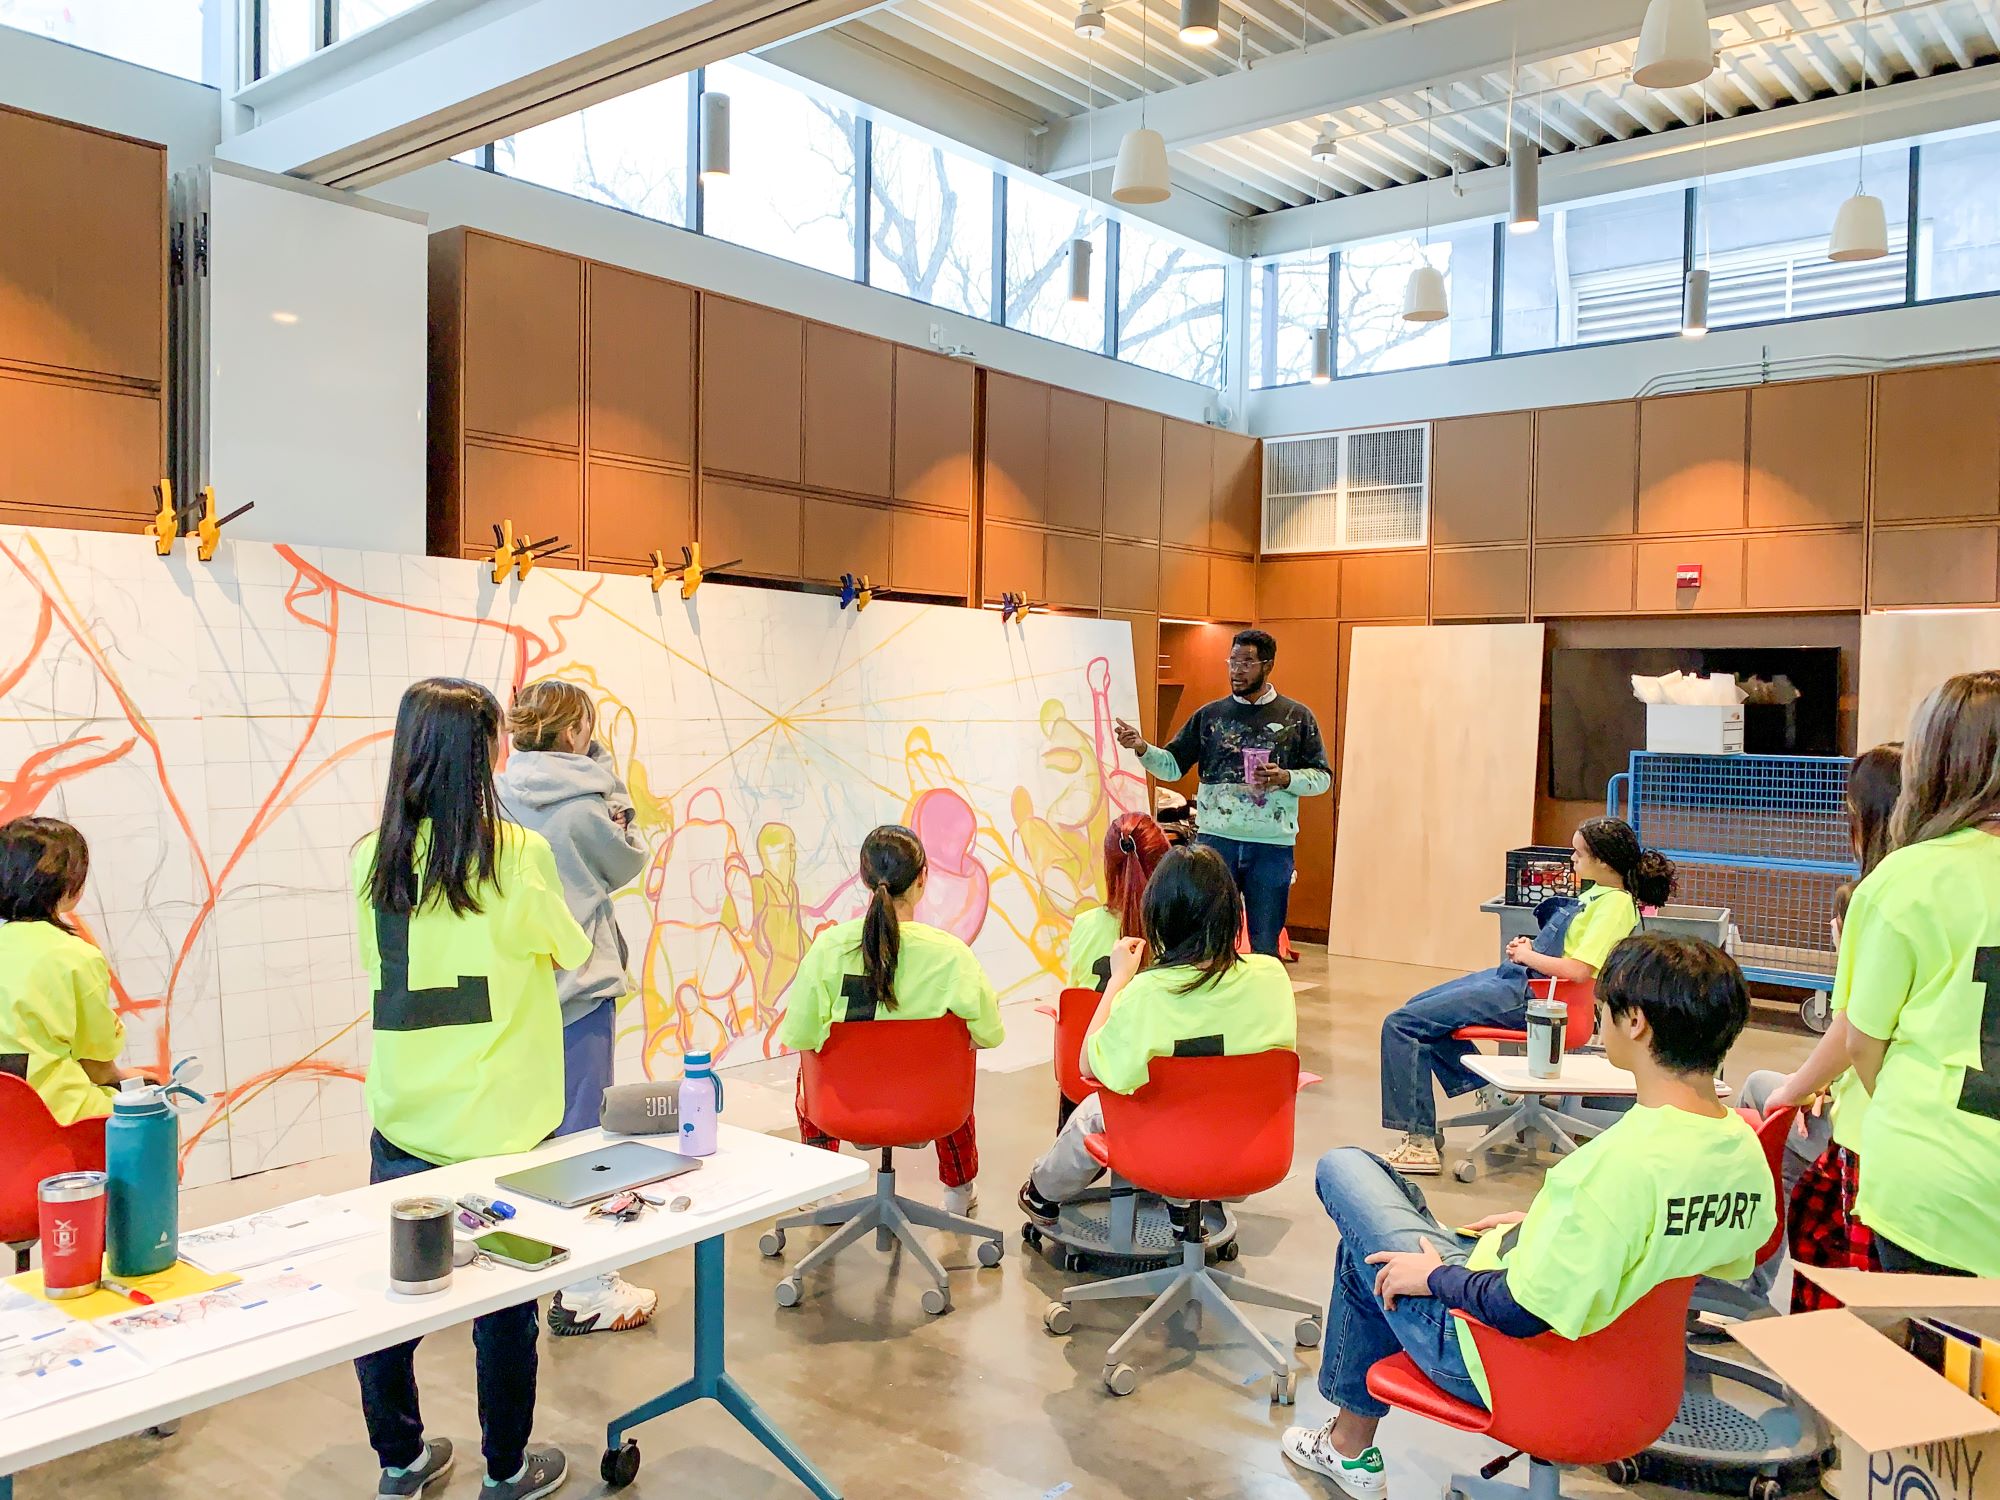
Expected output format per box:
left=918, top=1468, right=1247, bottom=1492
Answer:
left=105, top=1067, right=204, bottom=1278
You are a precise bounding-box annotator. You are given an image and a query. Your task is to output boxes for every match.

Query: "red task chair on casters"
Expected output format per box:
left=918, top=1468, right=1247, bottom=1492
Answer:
left=1039, top=1050, right=1322, bottom=1403
left=1, top=1073, right=108, bottom=1274
left=1368, top=1276, right=1699, bottom=1500
left=1441, top=977, right=1600, bottom=1183
left=760, top=1016, right=1002, bottom=1316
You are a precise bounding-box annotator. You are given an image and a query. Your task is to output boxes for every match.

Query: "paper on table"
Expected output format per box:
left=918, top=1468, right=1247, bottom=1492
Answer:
left=179, top=1196, right=378, bottom=1273
left=101, top=1265, right=351, bottom=1367
left=8, top=1260, right=239, bottom=1319
left=0, top=1286, right=70, bottom=1345
left=0, top=1322, right=150, bottom=1420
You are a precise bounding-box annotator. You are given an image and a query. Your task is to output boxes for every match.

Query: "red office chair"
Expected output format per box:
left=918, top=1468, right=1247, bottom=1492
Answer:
left=1367, top=1277, right=1698, bottom=1500
left=1443, top=977, right=1602, bottom=1182
left=1039, top=1050, right=1321, bottom=1403
left=1051, top=986, right=1102, bottom=1117
left=760, top=1016, right=1001, bottom=1315
left=1, top=1073, right=108, bottom=1274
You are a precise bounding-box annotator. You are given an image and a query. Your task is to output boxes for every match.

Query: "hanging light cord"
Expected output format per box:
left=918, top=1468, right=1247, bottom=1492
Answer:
left=1855, top=0, right=1871, bottom=191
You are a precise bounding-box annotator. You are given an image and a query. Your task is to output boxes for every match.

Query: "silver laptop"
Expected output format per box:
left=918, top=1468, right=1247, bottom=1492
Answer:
left=497, top=1140, right=702, bottom=1209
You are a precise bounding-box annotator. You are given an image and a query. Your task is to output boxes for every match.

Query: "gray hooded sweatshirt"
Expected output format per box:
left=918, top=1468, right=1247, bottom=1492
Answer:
left=494, top=741, right=650, bottom=1027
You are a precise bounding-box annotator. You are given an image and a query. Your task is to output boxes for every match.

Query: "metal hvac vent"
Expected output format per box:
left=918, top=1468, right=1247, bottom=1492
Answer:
left=1262, top=423, right=1428, bottom=554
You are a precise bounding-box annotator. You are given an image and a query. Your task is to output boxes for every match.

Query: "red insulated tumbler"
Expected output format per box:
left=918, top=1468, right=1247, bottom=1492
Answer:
left=39, top=1170, right=108, bottom=1299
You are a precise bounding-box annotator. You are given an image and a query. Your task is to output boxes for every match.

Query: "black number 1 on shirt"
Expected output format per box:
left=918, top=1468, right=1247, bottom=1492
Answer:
left=1960, top=946, right=2000, bottom=1122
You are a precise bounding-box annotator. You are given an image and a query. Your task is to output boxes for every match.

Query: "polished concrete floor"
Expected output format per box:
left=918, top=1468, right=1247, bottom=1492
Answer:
left=28, top=948, right=1814, bottom=1500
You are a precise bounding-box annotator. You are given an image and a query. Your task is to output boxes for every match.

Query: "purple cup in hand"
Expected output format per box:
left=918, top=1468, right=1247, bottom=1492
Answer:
left=1242, top=747, right=1272, bottom=803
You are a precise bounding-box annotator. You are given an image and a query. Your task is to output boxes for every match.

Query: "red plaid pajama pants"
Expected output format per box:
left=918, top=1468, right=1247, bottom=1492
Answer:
left=793, top=1071, right=978, bottom=1188
left=1786, top=1141, right=1881, bottom=1313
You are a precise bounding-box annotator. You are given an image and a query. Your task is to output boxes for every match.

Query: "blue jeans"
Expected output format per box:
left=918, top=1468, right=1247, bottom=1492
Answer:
left=1315, top=1146, right=1484, bottom=1416
left=1379, top=967, right=1531, bottom=1137
left=353, top=1132, right=540, bottom=1480
left=558, top=1002, right=617, bottom=1137
left=1196, top=833, right=1294, bottom=956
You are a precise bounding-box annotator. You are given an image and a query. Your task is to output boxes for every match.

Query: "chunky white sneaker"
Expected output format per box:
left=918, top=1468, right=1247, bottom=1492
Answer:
left=1385, top=1134, right=1442, bottom=1177
left=1281, top=1422, right=1388, bottom=1499
left=942, top=1183, right=978, bottom=1217
left=548, top=1272, right=658, bottom=1337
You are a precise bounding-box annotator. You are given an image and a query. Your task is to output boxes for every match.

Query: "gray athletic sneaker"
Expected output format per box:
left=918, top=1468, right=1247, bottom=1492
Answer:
left=378, top=1438, right=454, bottom=1498
left=483, top=1447, right=567, bottom=1500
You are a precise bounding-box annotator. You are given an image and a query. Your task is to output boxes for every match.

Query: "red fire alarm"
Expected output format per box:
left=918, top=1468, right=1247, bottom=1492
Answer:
left=1676, top=563, right=1704, bottom=590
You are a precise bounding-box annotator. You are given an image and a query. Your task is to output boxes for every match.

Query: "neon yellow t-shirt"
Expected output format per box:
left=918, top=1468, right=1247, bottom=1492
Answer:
left=1842, top=828, right=2000, bottom=1275
left=1457, top=1103, right=1773, bottom=1403
left=1086, top=953, right=1296, bottom=1096
left=0, top=919, right=124, bottom=1125
left=1066, top=906, right=1121, bottom=991
left=352, top=824, right=591, bottom=1166
left=775, top=919, right=1004, bottom=1053
left=1826, top=916, right=1870, bottom=1153
left=1561, top=885, right=1640, bottom=973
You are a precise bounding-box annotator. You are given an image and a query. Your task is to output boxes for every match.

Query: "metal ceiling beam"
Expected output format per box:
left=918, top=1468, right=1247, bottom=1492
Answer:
left=1040, top=0, right=1786, bottom=178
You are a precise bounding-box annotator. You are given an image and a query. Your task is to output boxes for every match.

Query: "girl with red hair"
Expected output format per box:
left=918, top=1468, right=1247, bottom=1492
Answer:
left=1067, top=813, right=1170, bottom=993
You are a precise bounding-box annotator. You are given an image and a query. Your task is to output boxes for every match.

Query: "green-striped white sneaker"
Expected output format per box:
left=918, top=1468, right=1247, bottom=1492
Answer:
left=1281, top=1423, right=1387, bottom=1499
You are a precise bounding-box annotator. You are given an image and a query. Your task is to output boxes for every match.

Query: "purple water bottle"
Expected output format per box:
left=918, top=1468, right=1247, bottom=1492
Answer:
left=678, top=1051, right=722, bottom=1157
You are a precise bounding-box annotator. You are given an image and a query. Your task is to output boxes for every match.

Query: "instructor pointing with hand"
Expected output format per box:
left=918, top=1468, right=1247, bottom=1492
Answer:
left=1114, top=628, right=1330, bottom=956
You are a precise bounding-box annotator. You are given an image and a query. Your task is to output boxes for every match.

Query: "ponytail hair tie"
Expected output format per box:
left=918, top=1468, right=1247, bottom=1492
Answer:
left=1118, top=832, right=1137, bottom=855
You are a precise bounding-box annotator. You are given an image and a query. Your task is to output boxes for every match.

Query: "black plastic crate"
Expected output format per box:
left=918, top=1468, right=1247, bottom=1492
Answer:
left=1505, top=845, right=1576, bottom=907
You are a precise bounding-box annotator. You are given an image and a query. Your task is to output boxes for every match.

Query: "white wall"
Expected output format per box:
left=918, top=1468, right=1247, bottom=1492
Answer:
left=1248, top=295, right=2000, bottom=437
left=367, top=161, right=1231, bottom=425
left=0, top=26, right=218, bottom=169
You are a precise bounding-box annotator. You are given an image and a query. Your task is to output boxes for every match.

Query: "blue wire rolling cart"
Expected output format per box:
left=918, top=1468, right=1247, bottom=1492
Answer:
left=1608, top=752, right=1857, bottom=1032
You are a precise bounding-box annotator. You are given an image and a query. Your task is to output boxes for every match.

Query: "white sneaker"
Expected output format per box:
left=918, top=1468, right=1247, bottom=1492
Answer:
left=549, top=1272, right=658, bottom=1337
left=942, top=1182, right=979, bottom=1217
left=1385, top=1134, right=1442, bottom=1177
left=1281, top=1422, right=1388, bottom=1499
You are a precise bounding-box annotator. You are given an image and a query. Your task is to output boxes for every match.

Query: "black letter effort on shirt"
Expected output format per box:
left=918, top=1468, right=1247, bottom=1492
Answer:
left=371, top=910, right=492, bottom=1032
left=839, top=973, right=879, bottom=1022
left=1959, top=947, right=2000, bottom=1123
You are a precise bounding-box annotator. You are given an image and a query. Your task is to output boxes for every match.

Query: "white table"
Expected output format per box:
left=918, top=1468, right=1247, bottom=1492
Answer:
left=0, top=1126, right=867, bottom=1499
left=1451, top=1052, right=1637, bottom=1182
left=1462, top=1051, right=1639, bottom=1099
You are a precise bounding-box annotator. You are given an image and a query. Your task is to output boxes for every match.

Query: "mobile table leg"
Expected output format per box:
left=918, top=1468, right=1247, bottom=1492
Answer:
left=602, top=1234, right=841, bottom=1500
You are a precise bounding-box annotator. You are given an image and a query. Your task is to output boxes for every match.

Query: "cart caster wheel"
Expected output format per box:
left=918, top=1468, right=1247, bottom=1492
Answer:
left=1021, top=1222, right=1042, bottom=1249
left=1043, top=1303, right=1074, bottom=1336
left=1749, top=1477, right=1782, bottom=1500
left=1802, top=992, right=1832, bottom=1035
left=1453, top=1160, right=1479, bottom=1184
left=759, top=1229, right=785, bottom=1258
left=1605, top=1459, right=1641, bottom=1486
left=920, top=1286, right=951, bottom=1316
left=774, top=1278, right=802, bottom=1308
left=1103, top=1362, right=1138, bottom=1397
left=602, top=1441, right=640, bottom=1489
left=1272, top=1369, right=1298, bottom=1406
left=976, top=1237, right=1004, bottom=1268
left=1216, top=1240, right=1241, bottom=1262
left=1050, top=1245, right=1073, bottom=1272
left=1295, top=1318, right=1322, bottom=1349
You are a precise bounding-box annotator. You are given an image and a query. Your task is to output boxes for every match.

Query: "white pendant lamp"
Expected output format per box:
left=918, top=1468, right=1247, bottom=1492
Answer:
left=1830, top=191, right=1889, bottom=262
left=1310, top=326, right=1331, bottom=384
left=698, top=89, right=730, bottom=180
left=1074, top=0, right=1105, bottom=39
left=1179, top=0, right=1220, bottom=46
left=1681, top=268, right=1711, bottom=338
left=1067, top=237, right=1094, bottom=303
left=1402, top=265, right=1448, bottom=322
left=1113, top=15, right=1173, bottom=204
left=1310, top=123, right=1339, bottom=163
left=1633, top=0, right=1715, bottom=89
left=1508, top=130, right=1539, bottom=234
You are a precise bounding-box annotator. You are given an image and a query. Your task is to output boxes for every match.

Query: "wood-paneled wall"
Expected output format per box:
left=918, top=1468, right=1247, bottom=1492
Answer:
left=0, top=106, right=167, bottom=533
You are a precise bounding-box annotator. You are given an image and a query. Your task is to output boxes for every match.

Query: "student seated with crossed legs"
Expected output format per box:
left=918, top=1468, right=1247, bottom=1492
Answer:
left=776, top=824, right=1003, bottom=1216
left=1020, top=843, right=1296, bottom=1232
left=1284, top=935, right=1774, bottom=1498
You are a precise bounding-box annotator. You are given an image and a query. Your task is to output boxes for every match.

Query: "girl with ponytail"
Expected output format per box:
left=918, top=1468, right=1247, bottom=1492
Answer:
left=1067, top=813, right=1171, bottom=992
left=1378, top=815, right=1676, bottom=1178
left=776, top=824, right=1005, bottom=1217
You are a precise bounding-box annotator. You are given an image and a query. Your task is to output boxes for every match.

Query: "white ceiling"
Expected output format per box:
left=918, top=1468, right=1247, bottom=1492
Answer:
left=825, top=0, right=2000, bottom=216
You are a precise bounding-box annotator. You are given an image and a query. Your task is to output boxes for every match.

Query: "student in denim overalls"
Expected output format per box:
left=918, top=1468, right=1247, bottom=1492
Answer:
left=1377, top=818, right=1676, bottom=1177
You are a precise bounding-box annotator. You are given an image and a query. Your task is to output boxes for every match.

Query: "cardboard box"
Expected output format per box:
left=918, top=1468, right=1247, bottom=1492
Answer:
left=1731, top=1269, right=2000, bottom=1500
left=1646, top=703, right=1746, bottom=755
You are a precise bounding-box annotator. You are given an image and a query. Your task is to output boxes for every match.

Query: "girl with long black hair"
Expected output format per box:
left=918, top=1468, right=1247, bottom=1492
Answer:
left=350, top=678, right=590, bottom=1500
left=776, top=824, right=1004, bottom=1216
left=1377, top=815, right=1676, bottom=1177
left=1020, top=843, right=1298, bottom=1224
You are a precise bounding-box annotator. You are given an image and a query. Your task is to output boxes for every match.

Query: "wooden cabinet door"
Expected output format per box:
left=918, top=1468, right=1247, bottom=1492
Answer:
left=802, top=498, right=892, bottom=584
left=700, top=298, right=803, bottom=484
left=700, top=478, right=801, bottom=578
left=463, top=234, right=581, bottom=448
left=1105, top=404, right=1164, bottom=539
left=1534, top=401, right=1636, bottom=539
left=893, top=349, right=974, bottom=512
left=803, top=323, right=893, bottom=498
left=1432, top=412, right=1532, bottom=546
left=1872, top=364, right=2000, bottom=521
left=1046, top=389, right=1106, bottom=534
left=1637, top=390, right=1746, bottom=534
left=461, top=443, right=581, bottom=552
left=1211, top=432, right=1261, bottom=556
left=891, top=511, right=970, bottom=597
left=587, top=265, right=692, bottom=467
left=585, top=461, right=691, bottom=566
left=983, top=373, right=1049, bottom=525
left=1747, top=377, right=1868, bottom=529
left=1161, top=420, right=1213, bottom=547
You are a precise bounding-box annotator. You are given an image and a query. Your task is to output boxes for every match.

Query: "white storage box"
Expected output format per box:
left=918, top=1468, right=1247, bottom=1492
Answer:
left=1646, top=703, right=1745, bottom=755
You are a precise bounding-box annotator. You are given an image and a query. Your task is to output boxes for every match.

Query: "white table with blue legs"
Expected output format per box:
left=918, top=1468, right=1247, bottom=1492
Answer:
left=0, top=1125, right=868, bottom=1499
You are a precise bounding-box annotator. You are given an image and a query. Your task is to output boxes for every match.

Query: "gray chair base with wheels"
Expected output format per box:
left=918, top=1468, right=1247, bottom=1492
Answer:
left=1021, top=1181, right=1235, bottom=1274
left=1443, top=1091, right=1609, bottom=1182
left=762, top=1147, right=1003, bottom=1316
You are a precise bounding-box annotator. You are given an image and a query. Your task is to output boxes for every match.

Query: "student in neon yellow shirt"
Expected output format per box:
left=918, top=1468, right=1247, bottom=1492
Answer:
left=778, top=824, right=1004, bottom=1219
left=1846, top=671, right=2000, bottom=1279
left=350, top=678, right=590, bottom=1500
left=1066, top=813, right=1170, bottom=992
left=1020, top=843, right=1296, bottom=1228
left=1283, top=935, right=1771, bottom=1498
left=0, top=817, right=146, bottom=1124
